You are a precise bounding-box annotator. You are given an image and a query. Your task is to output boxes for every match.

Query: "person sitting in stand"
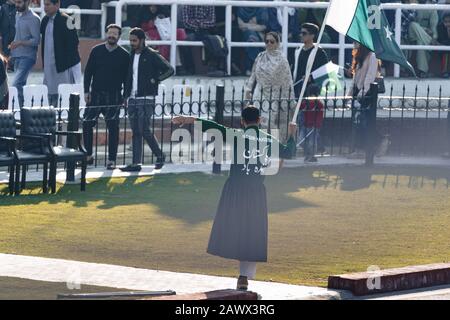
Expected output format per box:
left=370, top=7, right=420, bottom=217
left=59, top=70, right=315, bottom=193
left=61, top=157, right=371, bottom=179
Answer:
left=139, top=5, right=171, bottom=61
left=438, top=12, right=450, bottom=78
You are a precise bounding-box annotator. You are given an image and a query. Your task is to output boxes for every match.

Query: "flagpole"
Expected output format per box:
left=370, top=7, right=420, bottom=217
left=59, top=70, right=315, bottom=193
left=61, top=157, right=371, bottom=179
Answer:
left=291, top=1, right=332, bottom=124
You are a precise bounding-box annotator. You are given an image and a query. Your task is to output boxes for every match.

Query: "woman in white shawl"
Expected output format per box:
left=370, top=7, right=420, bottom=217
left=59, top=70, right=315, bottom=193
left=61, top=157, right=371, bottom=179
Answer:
left=244, top=32, right=294, bottom=142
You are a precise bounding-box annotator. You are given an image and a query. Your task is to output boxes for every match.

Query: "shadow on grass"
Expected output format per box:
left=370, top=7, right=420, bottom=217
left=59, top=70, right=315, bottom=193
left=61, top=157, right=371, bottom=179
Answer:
left=1, top=164, right=449, bottom=224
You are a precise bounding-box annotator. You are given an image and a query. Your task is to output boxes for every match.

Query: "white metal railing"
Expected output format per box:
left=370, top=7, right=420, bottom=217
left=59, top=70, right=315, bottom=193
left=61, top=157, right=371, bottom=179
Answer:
left=33, top=1, right=450, bottom=78
left=113, top=1, right=450, bottom=78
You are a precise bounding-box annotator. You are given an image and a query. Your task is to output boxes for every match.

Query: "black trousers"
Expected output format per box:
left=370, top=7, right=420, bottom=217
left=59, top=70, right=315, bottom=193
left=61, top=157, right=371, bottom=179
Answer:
left=128, top=98, right=163, bottom=164
left=351, top=93, right=371, bottom=152
left=82, top=92, right=121, bottom=162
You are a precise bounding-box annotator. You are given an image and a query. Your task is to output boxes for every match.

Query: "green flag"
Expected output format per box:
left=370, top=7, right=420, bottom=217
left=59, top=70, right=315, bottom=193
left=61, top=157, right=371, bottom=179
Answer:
left=325, top=0, right=416, bottom=76
left=311, top=61, right=343, bottom=95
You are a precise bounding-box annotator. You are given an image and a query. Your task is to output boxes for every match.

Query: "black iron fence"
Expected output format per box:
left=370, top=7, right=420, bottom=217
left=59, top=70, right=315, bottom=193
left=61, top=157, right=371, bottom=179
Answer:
left=3, top=82, right=450, bottom=170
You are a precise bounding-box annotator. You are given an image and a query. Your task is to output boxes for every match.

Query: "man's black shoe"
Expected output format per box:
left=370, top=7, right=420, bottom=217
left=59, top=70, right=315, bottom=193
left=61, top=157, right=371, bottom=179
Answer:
left=106, top=161, right=116, bottom=170
left=119, top=164, right=142, bottom=172
left=86, top=156, right=94, bottom=165
left=154, top=156, right=165, bottom=170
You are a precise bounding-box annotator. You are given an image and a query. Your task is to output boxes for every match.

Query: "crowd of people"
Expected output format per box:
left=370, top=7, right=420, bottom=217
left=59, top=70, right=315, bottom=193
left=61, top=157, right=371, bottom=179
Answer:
left=2, top=0, right=450, bottom=77
left=0, top=0, right=448, bottom=167
left=0, top=0, right=392, bottom=167
left=62, top=0, right=450, bottom=78
left=0, top=0, right=173, bottom=172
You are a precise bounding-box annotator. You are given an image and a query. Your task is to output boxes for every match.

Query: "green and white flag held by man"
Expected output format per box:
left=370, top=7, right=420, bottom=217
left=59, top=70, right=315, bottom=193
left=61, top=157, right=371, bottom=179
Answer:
left=311, top=61, right=343, bottom=95
left=325, top=0, right=416, bottom=76
left=291, top=0, right=416, bottom=123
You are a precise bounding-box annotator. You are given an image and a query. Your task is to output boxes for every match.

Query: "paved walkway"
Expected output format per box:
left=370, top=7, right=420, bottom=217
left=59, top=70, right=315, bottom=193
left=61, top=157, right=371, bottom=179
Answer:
left=2, top=156, right=450, bottom=185
left=0, top=253, right=346, bottom=300
left=3, top=253, right=450, bottom=300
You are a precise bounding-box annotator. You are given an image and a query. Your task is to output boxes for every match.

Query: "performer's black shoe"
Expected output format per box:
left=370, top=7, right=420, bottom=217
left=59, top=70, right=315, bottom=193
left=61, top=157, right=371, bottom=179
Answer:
left=154, top=155, right=165, bottom=170
left=236, top=276, right=248, bottom=291
left=119, top=164, right=142, bottom=172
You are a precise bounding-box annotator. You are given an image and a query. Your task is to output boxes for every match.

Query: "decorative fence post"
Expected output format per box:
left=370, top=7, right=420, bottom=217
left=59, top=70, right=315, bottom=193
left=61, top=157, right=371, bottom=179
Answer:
left=213, top=84, right=225, bottom=174
left=365, top=83, right=379, bottom=167
left=447, top=100, right=450, bottom=156
left=66, top=93, right=80, bottom=182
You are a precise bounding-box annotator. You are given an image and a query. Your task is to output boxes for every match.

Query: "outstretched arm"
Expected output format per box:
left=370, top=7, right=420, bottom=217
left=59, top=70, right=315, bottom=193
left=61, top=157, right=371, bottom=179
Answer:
left=172, top=116, right=197, bottom=127
left=172, top=116, right=230, bottom=135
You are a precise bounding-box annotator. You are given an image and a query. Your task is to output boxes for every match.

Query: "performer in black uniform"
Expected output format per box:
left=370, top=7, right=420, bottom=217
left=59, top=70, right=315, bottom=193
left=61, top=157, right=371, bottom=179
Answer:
left=173, top=106, right=297, bottom=290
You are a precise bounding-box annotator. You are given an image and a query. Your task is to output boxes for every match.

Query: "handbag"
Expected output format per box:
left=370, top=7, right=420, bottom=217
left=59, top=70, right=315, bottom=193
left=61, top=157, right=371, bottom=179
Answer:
left=375, top=76, right=386, bottom=94
left=154, top=17, right=171, bottom=40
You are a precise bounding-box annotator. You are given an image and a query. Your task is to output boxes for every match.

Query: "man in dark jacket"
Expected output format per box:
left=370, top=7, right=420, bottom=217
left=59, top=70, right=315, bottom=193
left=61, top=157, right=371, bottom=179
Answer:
left=83, top=24, right=129, bottom=170
left=0, top=0, right=16, bottom=59
left=120, top=28, right=174, bottom=172
left=0, top=55, right=7, bottom=109
left=41, top=0, right=81, bottom=107
left=292, top=23, right=329, bottom=98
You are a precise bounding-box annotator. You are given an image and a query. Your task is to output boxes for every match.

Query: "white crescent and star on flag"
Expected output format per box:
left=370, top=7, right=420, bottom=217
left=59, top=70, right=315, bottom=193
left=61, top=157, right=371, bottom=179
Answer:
left=385, top=26, right=393, bottom=41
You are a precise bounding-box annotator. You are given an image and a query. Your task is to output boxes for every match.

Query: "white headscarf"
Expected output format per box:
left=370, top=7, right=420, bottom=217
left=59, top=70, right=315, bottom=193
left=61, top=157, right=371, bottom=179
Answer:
left=253, top=47, right=294, bottom=99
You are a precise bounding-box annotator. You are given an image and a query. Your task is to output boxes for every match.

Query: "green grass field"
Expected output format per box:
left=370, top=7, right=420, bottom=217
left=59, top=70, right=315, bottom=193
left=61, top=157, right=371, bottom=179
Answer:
left=1, top=165, right=450, bottom=287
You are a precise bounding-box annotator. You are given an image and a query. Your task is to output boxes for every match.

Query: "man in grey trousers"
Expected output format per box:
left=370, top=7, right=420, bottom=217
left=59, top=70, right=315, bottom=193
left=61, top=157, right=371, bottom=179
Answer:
left=120, top=28, right=174, bottom=172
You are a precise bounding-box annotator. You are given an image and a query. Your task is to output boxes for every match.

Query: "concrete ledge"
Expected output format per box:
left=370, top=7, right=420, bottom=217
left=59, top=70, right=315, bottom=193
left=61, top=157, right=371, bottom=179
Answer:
left=147, top=289, right=258, bottom=300
left=328, top=263, right=450, bottom=296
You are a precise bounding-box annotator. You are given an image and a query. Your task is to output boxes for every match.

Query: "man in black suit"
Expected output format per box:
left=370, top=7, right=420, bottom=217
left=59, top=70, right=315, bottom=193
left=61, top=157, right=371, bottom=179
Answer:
left=120, top=28, right=174, bottom=172
left=41, top=0, right=81, bottom=107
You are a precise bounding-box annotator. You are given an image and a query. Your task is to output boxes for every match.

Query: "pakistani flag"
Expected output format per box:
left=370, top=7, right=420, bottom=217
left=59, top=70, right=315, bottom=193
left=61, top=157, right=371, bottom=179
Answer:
left=325, top=0, right=416, bottom=76
left=311, top=62, right=343, bottom=95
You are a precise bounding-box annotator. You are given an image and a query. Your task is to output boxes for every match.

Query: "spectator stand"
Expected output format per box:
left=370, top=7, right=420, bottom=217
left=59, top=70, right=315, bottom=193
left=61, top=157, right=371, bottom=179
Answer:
left=23, top=1, right=450, bottom=78
left=112, top=0, right=450, bottom=78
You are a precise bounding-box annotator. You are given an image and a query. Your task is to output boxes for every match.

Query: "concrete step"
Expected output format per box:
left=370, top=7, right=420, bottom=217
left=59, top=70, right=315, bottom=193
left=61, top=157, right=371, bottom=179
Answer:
left=328, top=263, right=450, bottom=296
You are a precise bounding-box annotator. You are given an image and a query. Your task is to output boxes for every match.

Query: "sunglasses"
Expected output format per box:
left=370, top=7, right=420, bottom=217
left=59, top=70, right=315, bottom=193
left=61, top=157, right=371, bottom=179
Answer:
left=265, top=39, right=276, bottom=44
left=301, top=31, right=310, bottom=35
